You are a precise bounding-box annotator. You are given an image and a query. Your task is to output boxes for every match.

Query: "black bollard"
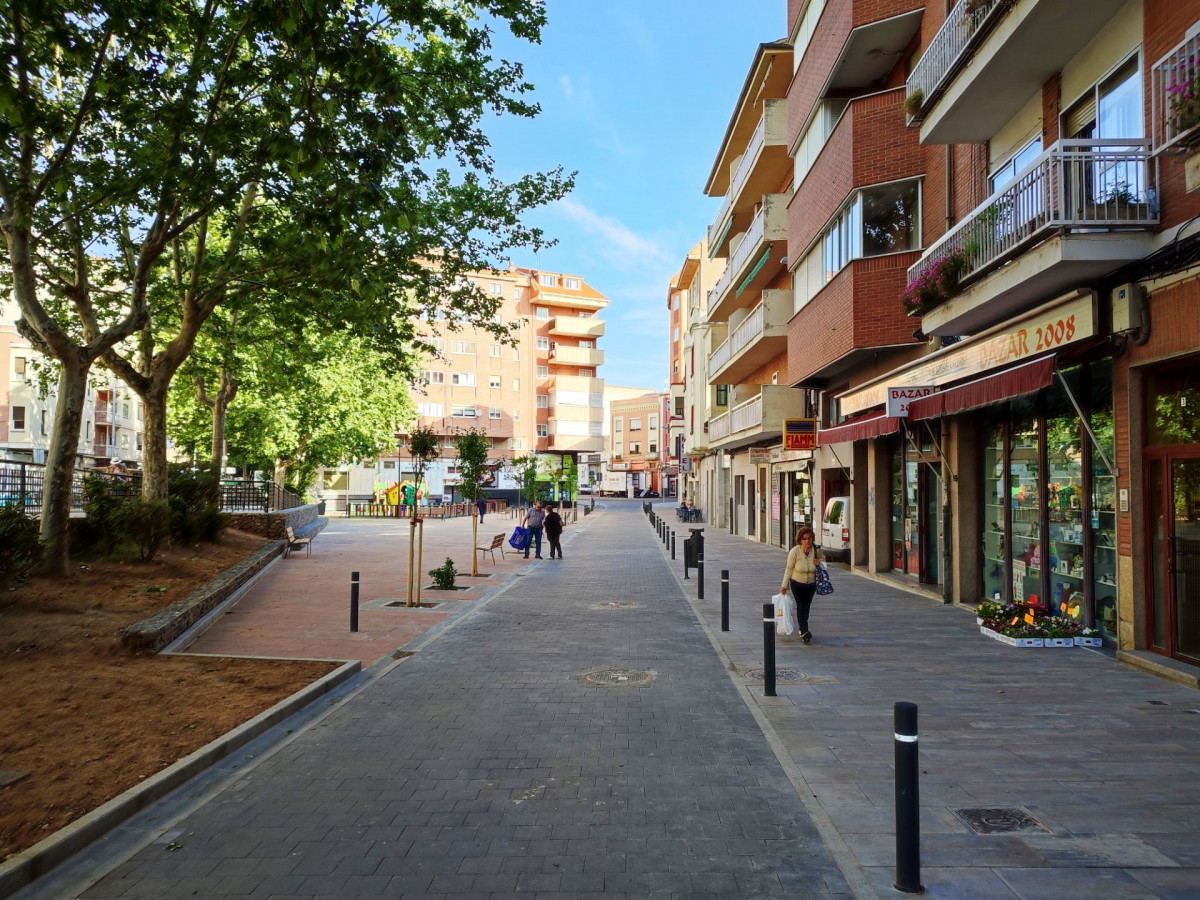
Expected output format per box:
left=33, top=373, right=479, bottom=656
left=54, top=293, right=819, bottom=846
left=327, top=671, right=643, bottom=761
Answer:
left=671, top=531, right=676, bottom=560
left=683, top=537, right=691, bottom=579
left=721, top=570, right=729, bottom=631
left=762, top=603, right=776, bottom=697
left=350, top=570, right=360, bottom=633
left=697, top=546, right=705, bottom=599
left=894, top=702, right=923, bottom=894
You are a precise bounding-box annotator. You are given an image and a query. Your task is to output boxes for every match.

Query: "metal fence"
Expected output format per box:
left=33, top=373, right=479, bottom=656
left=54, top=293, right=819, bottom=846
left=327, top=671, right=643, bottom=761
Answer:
left=0, top=462, right=305, bottom=515
left=905, top=0, right=1005, bottom=122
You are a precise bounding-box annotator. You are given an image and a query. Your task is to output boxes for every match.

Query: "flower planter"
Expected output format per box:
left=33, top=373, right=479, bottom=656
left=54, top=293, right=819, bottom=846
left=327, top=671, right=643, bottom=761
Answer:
left=980, top=626, right=1085, bottom=649
left=1044, top=637, right=1073, bottom=648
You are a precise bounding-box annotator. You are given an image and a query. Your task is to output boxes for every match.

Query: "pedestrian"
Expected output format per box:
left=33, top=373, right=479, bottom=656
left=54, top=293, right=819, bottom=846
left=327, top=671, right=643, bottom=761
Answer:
left=522, top=500, right=546, bottom=559
left=477, top=496, right=487, bottom=523
left=780, top=524, right=825, bottom=644
left=544, top=506, right=564, bottom=559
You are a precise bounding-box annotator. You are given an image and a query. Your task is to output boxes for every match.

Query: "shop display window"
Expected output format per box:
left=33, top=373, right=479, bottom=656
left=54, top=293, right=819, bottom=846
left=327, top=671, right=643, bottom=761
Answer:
left=891, top=440, right=904, bottom=571
left=1045, top=369, right=1086, bottom=624
left=983, top=424, right=1007, bottom=601
left=1089, top=361, right=1117, bottom=637
left=1008, top=398, right=1041, bottom=606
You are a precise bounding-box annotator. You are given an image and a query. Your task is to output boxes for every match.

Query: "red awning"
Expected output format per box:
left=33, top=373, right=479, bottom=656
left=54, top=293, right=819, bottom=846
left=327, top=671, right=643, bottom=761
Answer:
left=906, top=356, right=1056, bottom=421
left=818, top=411, right=901, bottom=445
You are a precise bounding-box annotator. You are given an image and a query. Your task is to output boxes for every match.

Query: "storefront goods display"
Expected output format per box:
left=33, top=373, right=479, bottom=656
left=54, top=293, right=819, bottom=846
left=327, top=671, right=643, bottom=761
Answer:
left=976, top=599, right=1103, bottom=648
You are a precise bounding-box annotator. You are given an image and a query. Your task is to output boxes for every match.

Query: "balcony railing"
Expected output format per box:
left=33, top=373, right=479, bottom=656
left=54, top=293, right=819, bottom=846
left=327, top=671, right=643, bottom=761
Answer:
left=1152, top=25, right=1200, bottom=152
left=907, top=139, right=1158, bottom=298
left=905, top=0, right=1004, bottom=122
left=708, top=300, right=765, bottom=381
left=708, top=393, right=762, bottom=443
left=93, top=442, right=118, bottom=458
left=94, top=407, right=111, bottom=424
left=706, top=263, right=732, bottom=315
left=551, top=345, right=604, bottom=367
left=730, top=203, right=768, bottom=284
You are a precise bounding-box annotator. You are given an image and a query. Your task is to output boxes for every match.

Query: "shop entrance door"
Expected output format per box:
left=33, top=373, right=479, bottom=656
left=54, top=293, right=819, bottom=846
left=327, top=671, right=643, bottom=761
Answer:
left=920, top=463, right=942, bottom=585
left=1148, top=453, right=1200, bottom=663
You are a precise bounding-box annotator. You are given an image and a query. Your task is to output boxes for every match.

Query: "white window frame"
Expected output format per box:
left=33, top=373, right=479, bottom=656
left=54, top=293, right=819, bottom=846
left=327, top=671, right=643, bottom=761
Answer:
left=488, top=375, right=501, bottom=389
left=489, top=281, right=503, bottom=295
left=536, top=336, right=550, bottom=350
left=489, top=406, right=502, bottom=420
left=489, top=343, right=502, bottom=357
left=540, top=273, right=557, bottom=287
left=563, top=276, right=580, bottom=289
left=450, top=372, right=476, bottom=387
left=630, top=417, right=642, bottom=431
left=536, top=394, right=549, bottom=408
left=11, top=405, right=26, bottom=430
left=536, top=307, right=550, bottom=320
left=536, top=365, right=549, bottom=379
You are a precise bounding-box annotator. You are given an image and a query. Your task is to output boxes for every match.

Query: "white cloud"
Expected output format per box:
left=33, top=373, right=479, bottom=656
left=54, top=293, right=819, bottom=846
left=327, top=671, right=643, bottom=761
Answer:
left=555, top=198, right=668, bottom=262
left=559, top=74, right=573, bottom=98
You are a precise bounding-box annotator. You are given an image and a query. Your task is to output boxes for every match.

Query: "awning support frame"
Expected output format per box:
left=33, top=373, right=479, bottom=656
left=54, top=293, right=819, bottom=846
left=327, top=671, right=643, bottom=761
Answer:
left=1054, top=367, right=1118, bottom=478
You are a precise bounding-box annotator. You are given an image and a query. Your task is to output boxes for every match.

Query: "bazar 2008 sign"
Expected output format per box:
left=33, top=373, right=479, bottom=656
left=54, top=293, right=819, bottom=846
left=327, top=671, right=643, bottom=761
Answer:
left=839, top=292, right=1095, bottom=418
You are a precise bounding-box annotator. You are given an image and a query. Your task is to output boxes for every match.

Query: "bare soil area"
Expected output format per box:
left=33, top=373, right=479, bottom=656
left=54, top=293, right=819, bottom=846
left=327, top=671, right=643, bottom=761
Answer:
left=0, top=530, right=337, bottom=862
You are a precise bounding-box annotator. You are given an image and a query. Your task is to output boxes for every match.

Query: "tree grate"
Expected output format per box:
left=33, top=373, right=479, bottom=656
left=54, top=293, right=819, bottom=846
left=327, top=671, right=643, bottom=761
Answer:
left=951, top=807, right=1049, bottom=835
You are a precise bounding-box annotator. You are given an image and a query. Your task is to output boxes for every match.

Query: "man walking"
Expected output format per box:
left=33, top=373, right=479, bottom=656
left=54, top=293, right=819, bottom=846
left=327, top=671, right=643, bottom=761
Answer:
left=522, top=500, right=546, bottom=559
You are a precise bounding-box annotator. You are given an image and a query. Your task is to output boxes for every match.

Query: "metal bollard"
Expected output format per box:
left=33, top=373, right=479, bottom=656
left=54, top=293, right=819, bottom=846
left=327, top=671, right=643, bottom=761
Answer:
left=671, top=531, right=676, bottom=560
left=683, top=537, right=691, bottom=579
left=762, top=603, right=776, bottom=697
left=721, top=570, right=729, bottom=631
left=350, top=570, right=360, bottom=633
left=894, top=702, right=923, bottom=894
left=697, top=546, right=704, bottom=599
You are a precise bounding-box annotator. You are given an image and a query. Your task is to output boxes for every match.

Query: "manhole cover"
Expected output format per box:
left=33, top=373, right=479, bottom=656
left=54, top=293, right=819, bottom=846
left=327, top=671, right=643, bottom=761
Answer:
left=951, top=807, right=1049, bottom=835
left=743, top=668, right=807, bottom=683
left=579, top=666, right=657, bottom=687
left=594, top=600, right=637, bottom=609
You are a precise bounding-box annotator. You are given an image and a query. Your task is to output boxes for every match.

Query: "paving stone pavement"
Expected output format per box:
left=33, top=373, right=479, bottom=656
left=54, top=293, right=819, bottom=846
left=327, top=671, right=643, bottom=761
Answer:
left=65, top=502, right=856, bottom=899
left=18, top=499, right=1200, bottom=899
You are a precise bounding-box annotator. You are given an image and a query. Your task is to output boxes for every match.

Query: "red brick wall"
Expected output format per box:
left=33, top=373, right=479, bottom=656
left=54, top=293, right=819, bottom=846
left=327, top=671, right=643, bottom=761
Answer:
left=789, top=0, right=850, bottom=150
left=789, top=88, right=920, bottom=261
left=786, top=251, right=921, bottom=384
left=1146, top=1, right=1200, bottom=231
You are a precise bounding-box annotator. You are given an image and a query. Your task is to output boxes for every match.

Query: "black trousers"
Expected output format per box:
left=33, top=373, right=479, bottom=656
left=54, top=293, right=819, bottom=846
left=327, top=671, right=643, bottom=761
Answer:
left=789, top=579, right=817, bottom=634
left=547, top=532, right=562, bottom=557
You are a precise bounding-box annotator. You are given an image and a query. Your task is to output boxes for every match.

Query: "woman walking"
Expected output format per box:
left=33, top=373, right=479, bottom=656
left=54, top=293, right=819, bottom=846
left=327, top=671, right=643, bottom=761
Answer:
left=780, top=525, right=825, bottom=644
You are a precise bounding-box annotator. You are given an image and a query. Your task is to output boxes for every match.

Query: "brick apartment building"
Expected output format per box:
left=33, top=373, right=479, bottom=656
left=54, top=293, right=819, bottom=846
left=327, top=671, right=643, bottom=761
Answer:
left=680, top=0, right=1200, bottom=677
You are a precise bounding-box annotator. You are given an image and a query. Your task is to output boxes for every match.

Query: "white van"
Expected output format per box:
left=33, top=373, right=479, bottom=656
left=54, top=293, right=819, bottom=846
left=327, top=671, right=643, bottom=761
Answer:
left=821, top=496, right=851, bottom=562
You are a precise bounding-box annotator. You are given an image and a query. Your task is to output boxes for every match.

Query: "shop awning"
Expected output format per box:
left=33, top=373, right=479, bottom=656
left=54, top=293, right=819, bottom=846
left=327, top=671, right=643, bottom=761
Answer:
left=817, top=411, right=901, bottom=445
left=906, top=355, right=1056, bottom=420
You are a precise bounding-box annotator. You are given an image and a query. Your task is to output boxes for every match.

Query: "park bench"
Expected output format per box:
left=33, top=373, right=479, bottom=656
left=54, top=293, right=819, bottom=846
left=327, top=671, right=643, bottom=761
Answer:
left=476, top=533, right=506, bottom=564
left=284, top=525, right=314, bottom=558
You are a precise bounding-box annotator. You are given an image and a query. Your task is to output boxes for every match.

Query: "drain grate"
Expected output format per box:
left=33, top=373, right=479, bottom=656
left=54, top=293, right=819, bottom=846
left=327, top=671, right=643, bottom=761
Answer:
left=743, top=668, right=807, bottom=684
left=594, top=600, right=638, bottom=609
left=383, top=600, right=440, bottom=609
left=951, top=807, right=1049, bottom=835
left=577, top=666, right=657, bottom=687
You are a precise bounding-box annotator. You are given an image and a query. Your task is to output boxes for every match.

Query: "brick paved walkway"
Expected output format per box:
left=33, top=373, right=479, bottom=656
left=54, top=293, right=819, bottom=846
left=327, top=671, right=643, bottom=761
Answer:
left=72, top=503, right=854, bottom=898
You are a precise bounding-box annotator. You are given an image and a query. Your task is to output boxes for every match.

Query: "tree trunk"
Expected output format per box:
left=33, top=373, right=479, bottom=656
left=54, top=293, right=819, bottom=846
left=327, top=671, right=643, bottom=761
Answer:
left=141, top=384, right=171, bottom=501
left=470, top=509, right=479, bottom=577
left=210, top=395, right=227, bottom=479
left=40, top=361, right=90, bottom=576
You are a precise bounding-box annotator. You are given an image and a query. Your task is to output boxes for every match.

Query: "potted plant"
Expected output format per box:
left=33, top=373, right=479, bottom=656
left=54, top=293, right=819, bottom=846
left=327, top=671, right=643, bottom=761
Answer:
left=1168, top=64, right=1200, bottom=134
left=901, top=248, right=968, bottom=315
left=903, top=88, right=924, bottom=118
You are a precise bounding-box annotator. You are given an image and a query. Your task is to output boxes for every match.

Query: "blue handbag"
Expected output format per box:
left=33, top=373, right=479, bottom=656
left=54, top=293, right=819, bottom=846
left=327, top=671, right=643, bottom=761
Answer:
left=815, top=563, right=834, bottom=596
left=509, top=526, right=531, bottom=551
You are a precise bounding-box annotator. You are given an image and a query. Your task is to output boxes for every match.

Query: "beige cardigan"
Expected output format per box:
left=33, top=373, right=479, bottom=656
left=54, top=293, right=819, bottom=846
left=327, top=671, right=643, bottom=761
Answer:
left=781, top=544, right=824, bottom=591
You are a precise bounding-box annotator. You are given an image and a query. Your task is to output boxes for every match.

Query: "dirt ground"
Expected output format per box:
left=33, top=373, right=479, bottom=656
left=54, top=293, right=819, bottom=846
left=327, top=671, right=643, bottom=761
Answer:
left=0, top=530, right=337, bottom=863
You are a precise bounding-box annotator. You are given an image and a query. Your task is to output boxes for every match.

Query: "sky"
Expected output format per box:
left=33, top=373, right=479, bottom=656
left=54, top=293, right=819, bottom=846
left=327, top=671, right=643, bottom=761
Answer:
left=484, top=1, right=785, bottom=391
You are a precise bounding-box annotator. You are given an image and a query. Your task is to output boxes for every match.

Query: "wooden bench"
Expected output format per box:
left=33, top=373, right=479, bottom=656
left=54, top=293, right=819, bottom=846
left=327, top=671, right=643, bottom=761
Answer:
left=284, top=525, right=313, bottom=558
left=476, top=533, right=506, bottom=564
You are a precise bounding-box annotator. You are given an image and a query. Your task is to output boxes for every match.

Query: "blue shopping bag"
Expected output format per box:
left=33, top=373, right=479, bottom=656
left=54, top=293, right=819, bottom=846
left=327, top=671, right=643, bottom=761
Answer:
left=509, top=526, right=531, bottom=551
left=815, top=563, right=834, bottom=596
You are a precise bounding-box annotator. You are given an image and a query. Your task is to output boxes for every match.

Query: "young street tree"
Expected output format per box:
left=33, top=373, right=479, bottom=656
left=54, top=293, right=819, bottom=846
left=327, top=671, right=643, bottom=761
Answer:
left=453, top=428, right=492, bottom=577
left=0, top=1, right=570, bottom=575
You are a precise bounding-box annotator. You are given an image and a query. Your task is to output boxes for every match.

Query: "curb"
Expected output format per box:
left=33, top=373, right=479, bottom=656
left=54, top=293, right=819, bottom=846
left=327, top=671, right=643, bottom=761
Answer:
left=0, top=658, right=360, bottom=900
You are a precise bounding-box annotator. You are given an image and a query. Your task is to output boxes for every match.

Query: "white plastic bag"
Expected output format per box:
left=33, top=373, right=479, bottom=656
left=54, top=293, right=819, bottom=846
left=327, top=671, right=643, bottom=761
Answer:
left=773, top=592, right=796, bottom=635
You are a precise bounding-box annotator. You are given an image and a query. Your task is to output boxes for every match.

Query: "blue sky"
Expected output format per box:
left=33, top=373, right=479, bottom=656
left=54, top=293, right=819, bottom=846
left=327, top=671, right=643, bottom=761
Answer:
left=485, top=1, right=785, bottom=390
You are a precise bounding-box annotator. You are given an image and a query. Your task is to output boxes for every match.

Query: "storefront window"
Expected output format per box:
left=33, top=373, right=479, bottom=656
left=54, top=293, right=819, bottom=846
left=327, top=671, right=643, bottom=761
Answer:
left=983, top=423, right=1007, bottom=601
left=891, top=440, right=904, bottom=572
left=905, top=455, right=920, bottom=576
left=1045, top=368, right=1086, bottom=622
left=1089, top=361, right=1118, bottom=637
left=1009, top=398, right=1042, bottom=605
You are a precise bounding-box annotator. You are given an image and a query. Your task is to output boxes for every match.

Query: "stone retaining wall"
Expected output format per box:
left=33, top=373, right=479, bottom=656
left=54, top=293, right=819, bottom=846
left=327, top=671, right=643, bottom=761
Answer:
left=228, top=503, right=319, bottom=540
left=122, top=542, right=283, bottom=653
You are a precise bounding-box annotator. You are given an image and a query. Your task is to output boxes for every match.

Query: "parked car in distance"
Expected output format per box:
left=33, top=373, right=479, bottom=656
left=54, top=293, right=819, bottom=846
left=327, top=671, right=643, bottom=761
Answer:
left=821, top=496, right=851, bottom=562
left=578, top=485, right=594, bottom=495
left=637, top=489, right=660, bottom=498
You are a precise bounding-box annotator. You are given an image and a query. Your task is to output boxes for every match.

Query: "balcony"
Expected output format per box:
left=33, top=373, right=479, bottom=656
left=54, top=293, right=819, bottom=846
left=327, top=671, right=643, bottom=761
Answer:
left=551, top=345, right=604, bottom=367
left=708, top=290, right=790, bottom=385
left=707, top=99, right=788, bottom=258
left=706, top=385, right=807, bottom=450
left=550, top=374, right=603, bottom=395
left=706, top=195, right=788, bottom=323
left=906, top=0, right=1132, bottom=145
left=91, top=442, right=117, bottom=458
left=550, top=404, right=604, bottom=424
left=1152, top=27, right=1200, bottom=153
left=94, top=408, right=110, bottom=424
left=909, top=139, right=1157, bottom=336
left=547, top=315, right=605, bottom=339
left=549, top=433, right=604, bottom=453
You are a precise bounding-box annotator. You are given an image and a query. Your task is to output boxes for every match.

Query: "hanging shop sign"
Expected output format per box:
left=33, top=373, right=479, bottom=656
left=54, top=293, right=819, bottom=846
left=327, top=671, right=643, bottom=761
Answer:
left=838, top=291, right=1096, bottom=418
left=886, top=386, right=934, bottom=417
left=782, top=417, right=818, bottom=450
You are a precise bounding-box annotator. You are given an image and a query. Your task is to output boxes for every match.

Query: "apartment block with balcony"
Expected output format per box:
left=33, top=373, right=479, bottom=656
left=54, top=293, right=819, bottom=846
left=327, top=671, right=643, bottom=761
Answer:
left=382, top=266, right=609, bottom=505
left=703, top=40, right=805, bottom=546
left=840, top=0, right=1200, bottom=679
